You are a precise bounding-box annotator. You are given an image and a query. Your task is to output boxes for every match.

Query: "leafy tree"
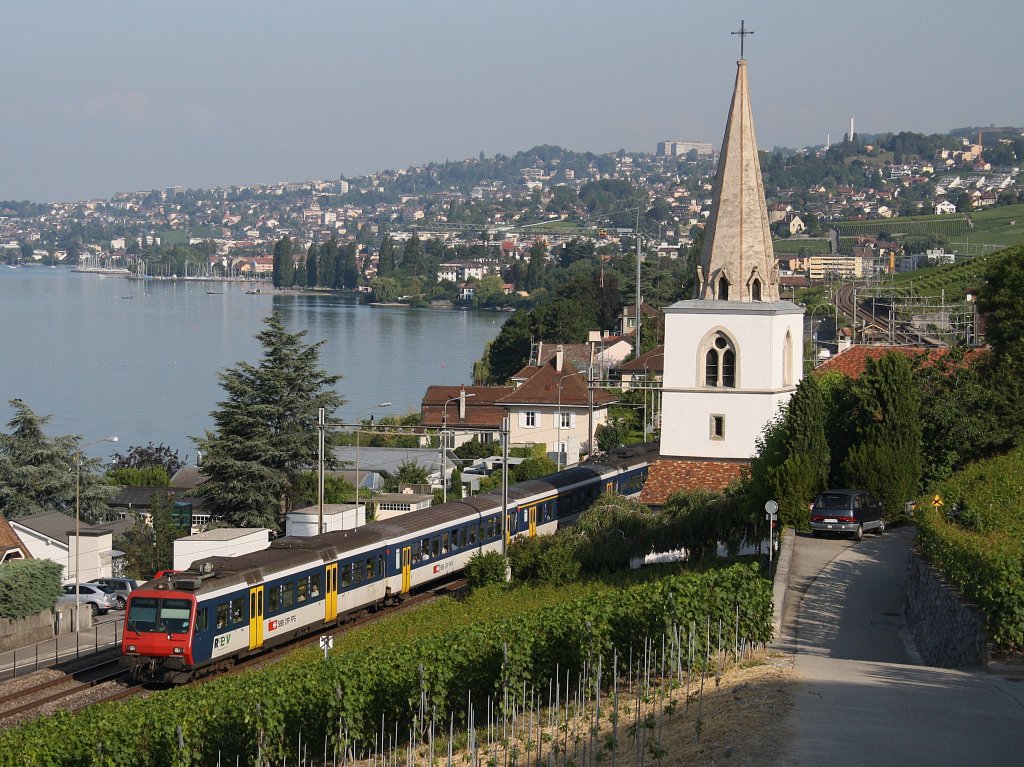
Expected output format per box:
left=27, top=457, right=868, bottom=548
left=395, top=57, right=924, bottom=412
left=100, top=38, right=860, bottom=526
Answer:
left=842, top=353, right=922, bottom=521
left=107, top=466, right=170, bottom=487
left=194, top=314, right=344, bottom=529
left=595, top=420, right=627, bottom=453
left=750, top=375, right=829, bottom=529
left=110, top=442, right=184, bottom=477
left=383, top=459, right=430, bottom=492
left=472, top=274, right=507, bottom=308
left=0, top=400, right=114, bottom=522
left=977, top=245, right=1024, bottom=359
left=449, top=466, right=463, bottom=499
left=0, top=559, right=63, bottom=619
left=454, top=437, right=500, bottom=460
left=464, top=551, right=508, bottom=589
left=118, top=495, right=187, bottom=579
left=509, top=456, right=557, bottom=483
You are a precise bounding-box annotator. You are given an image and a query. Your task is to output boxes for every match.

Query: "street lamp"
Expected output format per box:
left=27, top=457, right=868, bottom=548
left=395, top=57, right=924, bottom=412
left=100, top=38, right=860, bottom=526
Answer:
left=442, top=393, right=474, bottom=503
left=74, top=435, right=118, bottom=632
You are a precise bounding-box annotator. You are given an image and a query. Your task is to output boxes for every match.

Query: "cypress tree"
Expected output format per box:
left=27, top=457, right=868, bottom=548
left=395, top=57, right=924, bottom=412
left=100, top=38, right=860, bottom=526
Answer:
left=272, top=235, right=294, bottom=288
left=318, top=237, right=338, bottom=289
left=842, top=353, right=922, bottom=521
left=402, top=232, right=424, bottom=276
left=378, top=234, right=395, bottom=276
left=194, top=314, right=344, bottom=529
left=305, top=243, right=319, bottom=288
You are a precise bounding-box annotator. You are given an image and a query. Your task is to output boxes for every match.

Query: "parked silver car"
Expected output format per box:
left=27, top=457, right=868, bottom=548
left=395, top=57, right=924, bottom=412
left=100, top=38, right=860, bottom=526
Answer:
left=89, top=577, right=139, bottom=610
left=58, top=583, right=119, bottom=616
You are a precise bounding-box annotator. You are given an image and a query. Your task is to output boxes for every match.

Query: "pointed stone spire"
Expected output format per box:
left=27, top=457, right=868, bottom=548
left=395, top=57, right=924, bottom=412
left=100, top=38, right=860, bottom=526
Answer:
left=695, top=59, right=778, bottom=302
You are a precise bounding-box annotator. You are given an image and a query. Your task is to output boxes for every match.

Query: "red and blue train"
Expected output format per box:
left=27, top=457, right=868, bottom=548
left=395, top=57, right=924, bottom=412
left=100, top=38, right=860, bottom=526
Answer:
left=121, top=444, right=656, bottom=683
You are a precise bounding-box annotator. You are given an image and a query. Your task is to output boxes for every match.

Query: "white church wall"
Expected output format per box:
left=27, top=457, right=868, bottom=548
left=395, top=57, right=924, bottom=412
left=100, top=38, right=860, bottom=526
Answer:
left=659, top=301, right=804, bottom=460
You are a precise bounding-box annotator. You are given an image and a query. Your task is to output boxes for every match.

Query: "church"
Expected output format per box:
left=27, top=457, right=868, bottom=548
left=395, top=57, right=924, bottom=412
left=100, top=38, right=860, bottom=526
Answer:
left=641, top=43, right=805, bottom=505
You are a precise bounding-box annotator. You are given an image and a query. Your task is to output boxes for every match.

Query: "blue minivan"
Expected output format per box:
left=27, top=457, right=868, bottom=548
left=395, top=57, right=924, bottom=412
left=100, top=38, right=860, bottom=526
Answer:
left=810, top=489, right=885, bottom=541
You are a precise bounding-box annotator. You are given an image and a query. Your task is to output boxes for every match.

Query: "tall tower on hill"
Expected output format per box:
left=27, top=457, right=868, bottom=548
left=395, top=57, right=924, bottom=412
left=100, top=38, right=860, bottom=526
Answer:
left=654, top=35, right=804, bottom=475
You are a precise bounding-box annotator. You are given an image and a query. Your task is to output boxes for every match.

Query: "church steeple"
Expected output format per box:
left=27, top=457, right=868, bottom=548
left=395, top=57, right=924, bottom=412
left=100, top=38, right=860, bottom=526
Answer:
left=695, top=56, right=779, bottom=302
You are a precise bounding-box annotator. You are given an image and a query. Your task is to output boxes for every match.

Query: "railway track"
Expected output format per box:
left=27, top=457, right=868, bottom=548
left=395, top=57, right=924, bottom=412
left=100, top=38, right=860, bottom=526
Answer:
left=0, top=578, right=466, bottom=729
left=833, top=281, right=944, bottom=346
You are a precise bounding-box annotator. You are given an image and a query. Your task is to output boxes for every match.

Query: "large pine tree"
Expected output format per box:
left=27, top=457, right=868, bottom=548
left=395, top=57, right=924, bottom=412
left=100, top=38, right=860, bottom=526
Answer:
left=194, top=315, right=344, bottom=529
left=0, top=400, right=114, bottom=522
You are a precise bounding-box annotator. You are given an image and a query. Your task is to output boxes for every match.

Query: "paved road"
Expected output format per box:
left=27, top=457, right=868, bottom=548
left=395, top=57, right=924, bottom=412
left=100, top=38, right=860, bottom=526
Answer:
left=776, top=526, right=1024, bottom=766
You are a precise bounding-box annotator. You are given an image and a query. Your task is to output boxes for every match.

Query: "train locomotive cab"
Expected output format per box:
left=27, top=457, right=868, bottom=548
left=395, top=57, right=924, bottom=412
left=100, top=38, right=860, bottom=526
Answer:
left=121, top=587, right=197, bottom=683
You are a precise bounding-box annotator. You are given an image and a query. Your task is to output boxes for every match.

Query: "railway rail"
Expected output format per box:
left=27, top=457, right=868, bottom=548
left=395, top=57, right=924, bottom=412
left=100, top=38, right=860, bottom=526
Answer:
left=833, top=281, right=944, bottom=346
left=0, top=578, right=465, bottom=729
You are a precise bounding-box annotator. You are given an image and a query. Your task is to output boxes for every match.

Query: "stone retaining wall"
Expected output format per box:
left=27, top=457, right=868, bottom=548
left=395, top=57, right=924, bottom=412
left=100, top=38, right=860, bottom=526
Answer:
left=905, top=547, right=988, bottom=668
left=0, top=605, right=81, bottom=653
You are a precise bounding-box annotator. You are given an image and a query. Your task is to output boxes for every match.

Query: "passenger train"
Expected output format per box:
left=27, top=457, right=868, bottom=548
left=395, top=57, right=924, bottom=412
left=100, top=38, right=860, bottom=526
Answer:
left=121, top=444, right=657, bottom=683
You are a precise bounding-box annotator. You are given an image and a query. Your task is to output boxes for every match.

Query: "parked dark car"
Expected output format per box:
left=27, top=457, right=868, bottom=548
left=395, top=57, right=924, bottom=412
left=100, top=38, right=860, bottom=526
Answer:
left=90, top=577, right=139, bottom=610
left=810, top=489, right=885, bottom=541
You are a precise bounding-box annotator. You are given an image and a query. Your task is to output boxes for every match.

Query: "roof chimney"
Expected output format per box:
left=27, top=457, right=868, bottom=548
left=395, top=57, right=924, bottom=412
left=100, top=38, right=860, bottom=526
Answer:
left=459, top=388, right=467, bottom=419
left=555, top=345, right=564, bottom=372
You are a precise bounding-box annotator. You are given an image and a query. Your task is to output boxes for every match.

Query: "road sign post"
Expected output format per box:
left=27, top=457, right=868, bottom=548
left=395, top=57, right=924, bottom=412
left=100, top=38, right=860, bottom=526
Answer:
left=320, top=634, right=334, bottom=661
left=765, top=500, right=779, bottom=566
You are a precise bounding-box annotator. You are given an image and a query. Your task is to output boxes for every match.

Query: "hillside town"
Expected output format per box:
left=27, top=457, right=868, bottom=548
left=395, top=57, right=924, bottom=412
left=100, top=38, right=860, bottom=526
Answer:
left=2, top=129, right=1022, bottom=297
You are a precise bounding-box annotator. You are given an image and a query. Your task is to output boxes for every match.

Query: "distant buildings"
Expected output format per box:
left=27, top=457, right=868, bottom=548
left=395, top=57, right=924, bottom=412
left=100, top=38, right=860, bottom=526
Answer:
left=657, top=140, right=714, bottom=158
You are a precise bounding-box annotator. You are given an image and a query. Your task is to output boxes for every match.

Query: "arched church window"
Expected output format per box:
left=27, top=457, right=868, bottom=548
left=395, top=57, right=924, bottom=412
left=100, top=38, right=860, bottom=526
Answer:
left=718, top=275, right=729, bottom=300
left=751, top=279, right=762, bottom=302
left=705, top=349, right=719, bottom=387
left=722, top=349, right=736, bottom=387
left=703, top=333, right=737, bottom=388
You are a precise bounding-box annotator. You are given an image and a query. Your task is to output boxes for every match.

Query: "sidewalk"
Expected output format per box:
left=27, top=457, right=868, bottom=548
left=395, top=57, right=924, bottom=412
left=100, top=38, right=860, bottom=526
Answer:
left=0, top=614, right=124, bottom=682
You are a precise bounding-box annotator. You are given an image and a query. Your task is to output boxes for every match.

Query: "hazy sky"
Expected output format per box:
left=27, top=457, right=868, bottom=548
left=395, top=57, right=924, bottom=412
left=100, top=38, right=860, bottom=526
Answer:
left=2, top=1, right=1021, bottom=203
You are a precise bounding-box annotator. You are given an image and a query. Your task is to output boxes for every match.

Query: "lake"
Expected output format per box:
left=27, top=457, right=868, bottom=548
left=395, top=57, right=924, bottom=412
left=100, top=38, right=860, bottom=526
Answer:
left=0, top=267, right=503, bottom=460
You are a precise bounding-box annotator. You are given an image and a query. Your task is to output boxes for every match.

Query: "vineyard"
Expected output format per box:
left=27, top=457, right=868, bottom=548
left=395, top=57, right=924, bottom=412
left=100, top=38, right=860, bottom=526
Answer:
left=917, top=447, right=1024, bottom=651
left=835, top=215, right=971, bottom=239
left=0, top=564, right=773, bottom=766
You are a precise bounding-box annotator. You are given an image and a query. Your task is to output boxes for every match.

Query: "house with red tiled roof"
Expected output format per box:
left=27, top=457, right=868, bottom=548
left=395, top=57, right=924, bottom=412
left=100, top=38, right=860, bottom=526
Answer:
left=0, top=514, right=32, bottom=563
left=814, top=344, right=984, bottom=378
left=421, top=385, right=515, bottom=449
left=614, top=345, right=664, bottom=392
left=499, top=346, right=617, bottom=467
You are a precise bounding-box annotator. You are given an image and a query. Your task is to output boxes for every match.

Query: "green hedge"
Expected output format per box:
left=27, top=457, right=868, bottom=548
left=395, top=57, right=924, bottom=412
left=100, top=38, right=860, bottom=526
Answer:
left=916, top=447, right=1024, bottom=650
left=0, top=564, right=772, bottom=766
left=0, top=559, right=63, bottom=620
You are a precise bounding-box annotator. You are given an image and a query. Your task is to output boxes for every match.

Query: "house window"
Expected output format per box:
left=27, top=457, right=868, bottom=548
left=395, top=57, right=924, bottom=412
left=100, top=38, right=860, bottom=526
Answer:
left=525, top=411, right=537, bottom=428
left=704, top=333, right=737, bottom=388
left=710, top=415, right=725, bottom=440
left=559, top=412, right=571, bottom=429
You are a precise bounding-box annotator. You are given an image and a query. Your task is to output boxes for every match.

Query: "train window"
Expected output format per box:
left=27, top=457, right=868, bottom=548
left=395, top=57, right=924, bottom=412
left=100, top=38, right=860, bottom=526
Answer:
left=431, top=536, right=440, bottom=557
left=442, top=532, right=450, bottom=554
left=216, top=602, right=229, bottom=629
left=366, top=558, right=374, bottom=580
left=267, top=587, right=279, bottom=613
left=297, top=578, right=308, bottom=602
left=353, top=563, right=363, bottom=584
left=421, top=538, right=431, bottom=560
left=195, top=608, right=208, bottom=633
left=310, top=573, right=321, bottom=598
left=378, top=555, right=385, bottom=578
left=460, top=527, right=468, bottom=547
left=281, top=583, right=295, bottom=608
left=230, top=597, right=244, bottom=625
left=341, top=564, right=352, bottom=588
left=469, top=523, right=478, bottom=545
left=411, top=542, right=422, bottom=564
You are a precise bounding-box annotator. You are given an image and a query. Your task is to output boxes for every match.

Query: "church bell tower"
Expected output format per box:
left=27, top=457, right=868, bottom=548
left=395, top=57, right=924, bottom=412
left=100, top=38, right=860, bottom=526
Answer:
left=659, top=28, right=804, bottom=463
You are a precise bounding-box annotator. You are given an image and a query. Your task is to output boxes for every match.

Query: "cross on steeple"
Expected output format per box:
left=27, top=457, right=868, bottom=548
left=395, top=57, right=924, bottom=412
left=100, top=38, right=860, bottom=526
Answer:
left=732, top=20, right=753, bottom=59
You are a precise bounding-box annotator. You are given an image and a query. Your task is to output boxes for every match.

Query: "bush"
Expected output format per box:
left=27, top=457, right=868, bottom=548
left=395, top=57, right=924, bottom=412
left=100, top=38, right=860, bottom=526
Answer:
left=507, top=536, right=581, bottom=584
left=0, top=559, right=63, bottom=620
left=916, top=446, right=1024, bottom=651
left=464, top=551, right=508, bottom=588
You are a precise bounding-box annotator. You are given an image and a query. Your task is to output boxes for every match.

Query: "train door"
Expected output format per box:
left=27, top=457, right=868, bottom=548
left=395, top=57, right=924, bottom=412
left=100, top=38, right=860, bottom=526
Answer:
left=528, top=506, right=537, bottom=537
left=401, top=546, right=412, bottom=594
left=248, top=585, right=264, bottom=651
left=325, top=563, right=338, bottom=623
left=505, top=511, right=515, bottom=543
